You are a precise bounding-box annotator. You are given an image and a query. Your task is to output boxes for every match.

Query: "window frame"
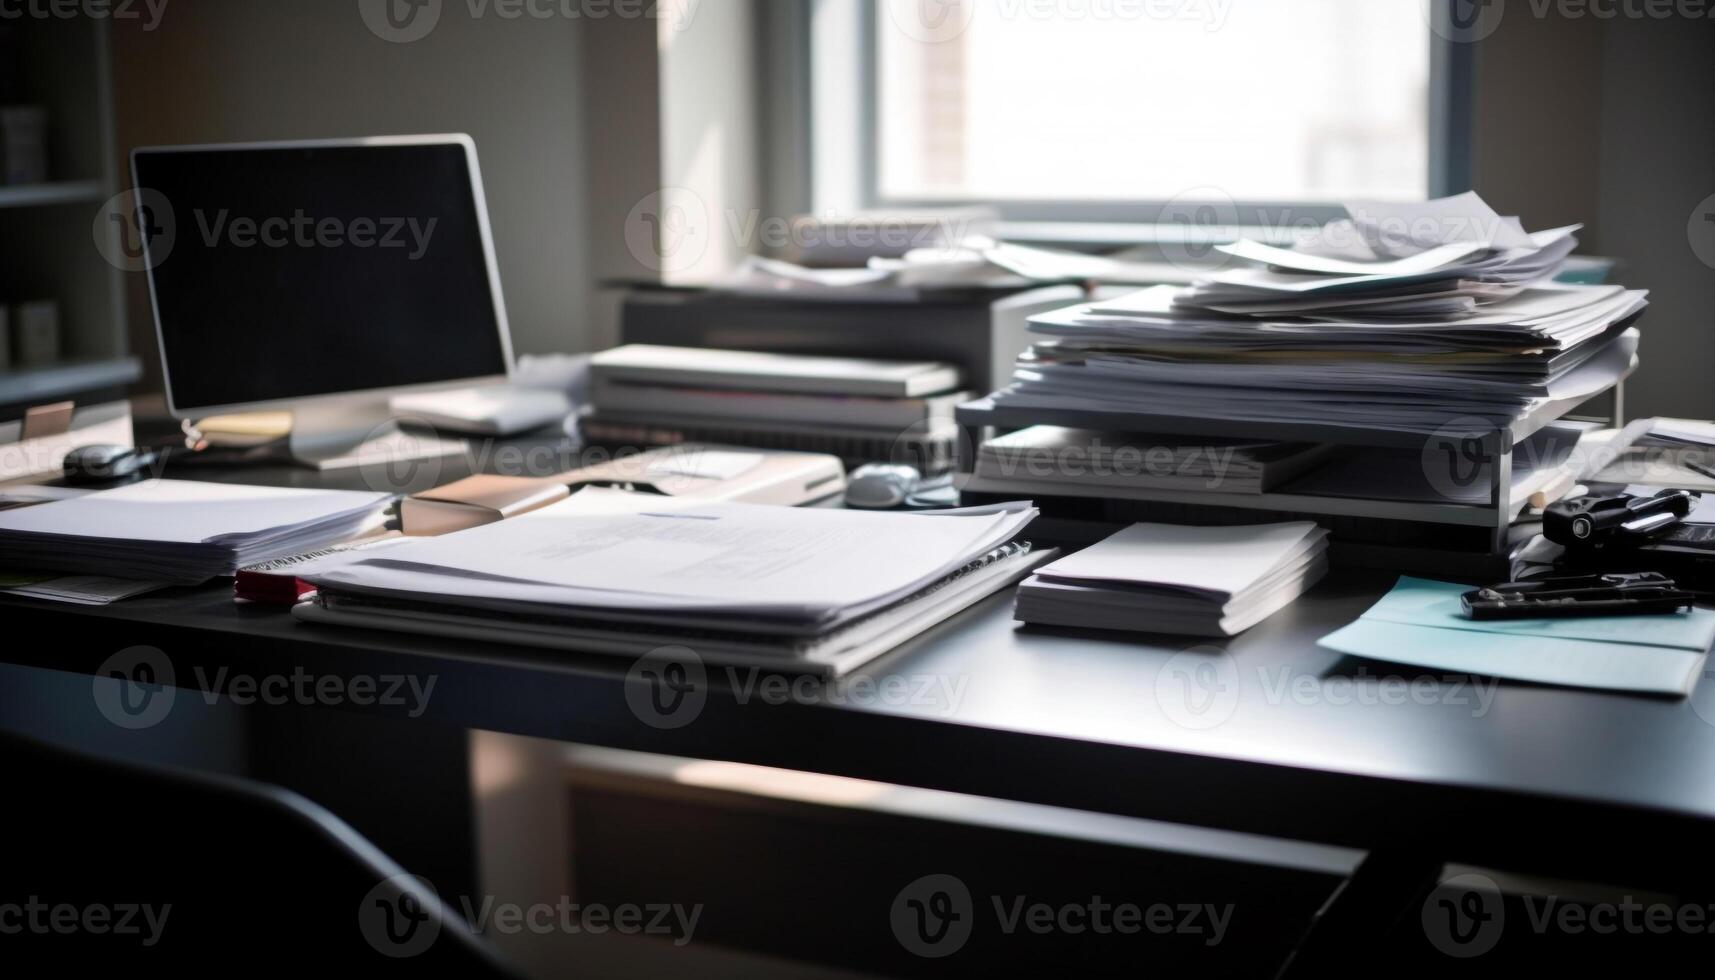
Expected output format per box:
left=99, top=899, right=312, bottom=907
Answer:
left=808, top=0, right=1474, bottom=238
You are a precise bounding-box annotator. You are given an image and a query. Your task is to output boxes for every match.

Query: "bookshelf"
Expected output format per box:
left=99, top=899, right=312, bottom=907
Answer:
left=0, top=17, right=139, bottom=412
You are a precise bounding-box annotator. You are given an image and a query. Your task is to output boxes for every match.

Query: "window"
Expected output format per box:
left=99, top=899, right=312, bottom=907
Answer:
left=838, top=0, right=1459, bottom=227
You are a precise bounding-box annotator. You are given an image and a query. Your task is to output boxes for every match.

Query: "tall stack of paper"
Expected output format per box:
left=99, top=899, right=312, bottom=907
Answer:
left=0, top=479, right=391, bottom=584
left=296, top=488, right=1050, bottom=677
left=1015, top=522, right=1329, bottom=637
left=991, top=194, right=1646, bottom=433
left=584, top=345, right=970, bottom=473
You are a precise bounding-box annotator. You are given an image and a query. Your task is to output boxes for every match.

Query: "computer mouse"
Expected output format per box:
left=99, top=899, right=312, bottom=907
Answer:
left=845, top=463, right=923, bottom=509
left=63, top=444, right=161, bottom=484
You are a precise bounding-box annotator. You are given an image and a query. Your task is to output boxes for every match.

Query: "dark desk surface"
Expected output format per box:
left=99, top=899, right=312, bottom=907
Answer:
left=6, top=432, right=1715, bottom=892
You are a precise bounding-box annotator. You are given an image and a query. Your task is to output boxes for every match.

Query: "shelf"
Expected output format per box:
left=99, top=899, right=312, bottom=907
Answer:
left=0, top=181, right=106, bottom=209
left=955, top=360, right=1636, bottom=453
left=0, top=357, right=141, bottom=408
left=958, top=473, right=1511, bottom=527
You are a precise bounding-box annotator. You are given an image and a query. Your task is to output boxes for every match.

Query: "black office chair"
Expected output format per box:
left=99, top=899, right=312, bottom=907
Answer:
left=0, top=730, right=520, bottom=976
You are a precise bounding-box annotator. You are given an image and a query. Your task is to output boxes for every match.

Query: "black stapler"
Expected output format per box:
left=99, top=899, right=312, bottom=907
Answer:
left=1462, top=572, right=1695, bottom=620
left=1543, top=489, right=1697, bottom=549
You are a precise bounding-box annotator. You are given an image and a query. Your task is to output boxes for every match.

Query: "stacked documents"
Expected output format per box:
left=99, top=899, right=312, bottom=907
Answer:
left=0, top=479, right=391, bottom=584
left=585, top=344, right=969, bottom=473
left=296, top=488, right=1049, bottom=677
left=993, top=194, right=1646, bottom=433
left=1015, top=522, right=1328, bottom=637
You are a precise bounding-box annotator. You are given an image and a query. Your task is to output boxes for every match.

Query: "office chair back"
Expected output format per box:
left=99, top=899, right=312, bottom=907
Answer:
left=0, top=730, right=519, bottom=975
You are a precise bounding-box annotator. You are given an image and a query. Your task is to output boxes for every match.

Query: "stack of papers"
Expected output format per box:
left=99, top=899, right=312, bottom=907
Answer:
left=0, top=480, right=391, bottom=585
left=991, top=194, right=1646, bottom=433
left=1320, top=577, right=1715, bottom=695
left=296, top=488, right=1050, bottom=677
left=585, top=345, right=969, bottom=470
left=1015, top=522, right=1328, bottom=637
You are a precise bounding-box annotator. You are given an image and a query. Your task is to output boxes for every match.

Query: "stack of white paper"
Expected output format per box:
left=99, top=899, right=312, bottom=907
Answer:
left=1015, top=522, right=1328, bottom=637
left=991, top=194, right=1646, bottom=433
left=295, top=488, right=1050, bottom=677
left=0, top=479, right=391, bottom=584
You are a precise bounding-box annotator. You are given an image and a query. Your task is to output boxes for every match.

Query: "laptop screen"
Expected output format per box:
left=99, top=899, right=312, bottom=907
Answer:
left=133, top=140, right=511, bottom=413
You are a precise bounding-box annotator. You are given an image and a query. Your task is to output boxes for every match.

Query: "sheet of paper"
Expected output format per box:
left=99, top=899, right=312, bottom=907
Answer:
left=1318, top=577, right=1715, bottom=696
left=1319, top=619, right=1703, bottom=696
left=1360, top=576, right=1715, bottom=651
left=1215, top=238, right=1489, bottom=278
left=1341, top=191, right=1538, bottom=256
left=1031, top=522, right=1323, bottom=599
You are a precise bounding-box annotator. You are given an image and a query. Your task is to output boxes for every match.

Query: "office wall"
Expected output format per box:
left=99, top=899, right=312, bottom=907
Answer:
left=1475, top=15, right=1715, bottom=421
left=107, top=0, right=610, bottom=389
